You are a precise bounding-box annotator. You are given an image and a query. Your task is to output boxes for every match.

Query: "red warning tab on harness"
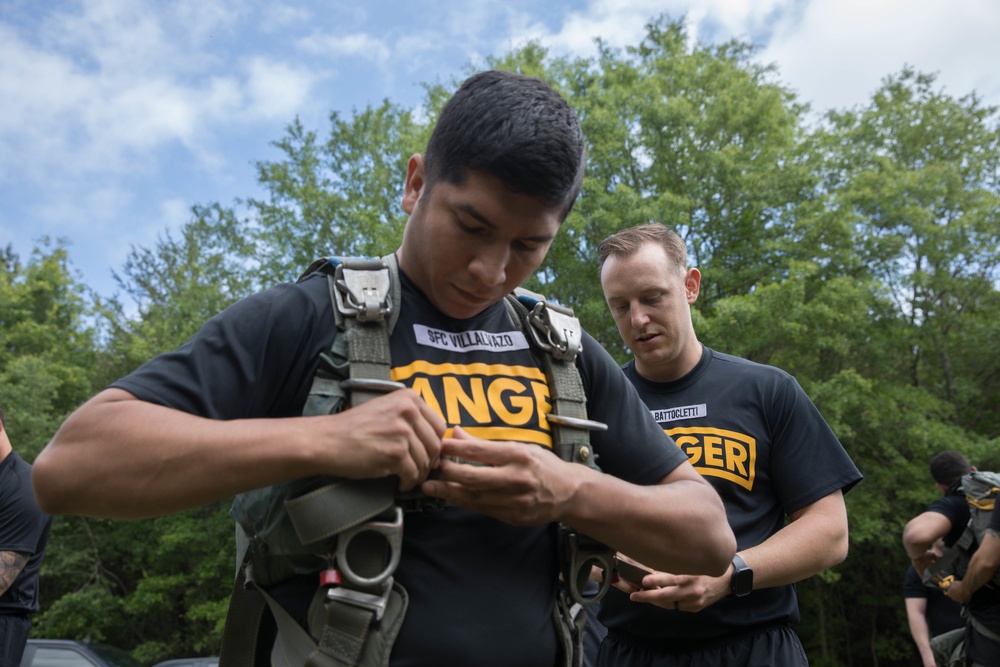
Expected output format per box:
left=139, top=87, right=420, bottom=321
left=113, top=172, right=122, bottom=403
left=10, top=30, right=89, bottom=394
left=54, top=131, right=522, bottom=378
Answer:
left=319, top=569, right=342, bottom=586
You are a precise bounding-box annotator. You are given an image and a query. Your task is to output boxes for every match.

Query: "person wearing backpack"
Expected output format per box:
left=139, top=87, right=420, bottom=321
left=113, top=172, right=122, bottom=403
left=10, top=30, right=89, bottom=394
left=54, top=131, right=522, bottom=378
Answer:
left=31, top=70, right=736, bottom=667
left=904, top=451, right=1000, bottom=667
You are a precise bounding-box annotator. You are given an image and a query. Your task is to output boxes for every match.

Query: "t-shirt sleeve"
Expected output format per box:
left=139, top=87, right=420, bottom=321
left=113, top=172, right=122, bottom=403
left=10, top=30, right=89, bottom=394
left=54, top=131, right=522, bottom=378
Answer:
left=926, top=494, right=968, bottom=547
left=902, top=565, right=929, bottom=599
left=766, top=373, right=863, bottom=515
left=111, top=277, right=334, bottom=420
left=578, top=331, right=686, bottom=485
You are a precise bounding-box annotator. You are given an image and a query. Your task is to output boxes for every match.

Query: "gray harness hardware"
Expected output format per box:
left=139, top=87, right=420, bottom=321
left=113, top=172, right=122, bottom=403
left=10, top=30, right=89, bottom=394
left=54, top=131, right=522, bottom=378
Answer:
left=221, top=255, right=613, bottom=667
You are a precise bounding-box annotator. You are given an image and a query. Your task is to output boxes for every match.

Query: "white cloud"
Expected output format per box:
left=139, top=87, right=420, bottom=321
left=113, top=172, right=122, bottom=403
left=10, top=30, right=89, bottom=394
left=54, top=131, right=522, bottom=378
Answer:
left=297, top=31, right=392, bottom=64
left=760, top=0, right=1000, bottom=113
left=0, top=0, right=319, bottom=185
left=244, top=58, right=317, bottom=121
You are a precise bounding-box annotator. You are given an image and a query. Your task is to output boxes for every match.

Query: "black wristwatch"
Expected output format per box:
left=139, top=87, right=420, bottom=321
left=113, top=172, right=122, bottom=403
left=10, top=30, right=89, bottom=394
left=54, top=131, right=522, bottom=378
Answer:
left=730, top=553, right=753, bottom=597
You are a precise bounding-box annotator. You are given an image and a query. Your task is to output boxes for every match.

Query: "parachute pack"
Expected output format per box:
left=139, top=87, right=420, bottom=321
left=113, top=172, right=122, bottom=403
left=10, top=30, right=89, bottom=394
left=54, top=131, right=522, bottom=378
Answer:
left=219, top=255, right=614, bottom=667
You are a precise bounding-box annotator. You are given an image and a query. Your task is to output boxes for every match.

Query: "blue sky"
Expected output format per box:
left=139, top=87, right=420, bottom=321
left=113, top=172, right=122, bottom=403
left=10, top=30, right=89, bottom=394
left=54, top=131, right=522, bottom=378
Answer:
left=3, top=0, right=999, bottom=301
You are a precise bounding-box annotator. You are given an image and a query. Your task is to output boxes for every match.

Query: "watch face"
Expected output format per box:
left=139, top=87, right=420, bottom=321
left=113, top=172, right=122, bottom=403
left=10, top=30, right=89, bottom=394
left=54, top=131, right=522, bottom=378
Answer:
left=733, top=567, right=753, bottom=597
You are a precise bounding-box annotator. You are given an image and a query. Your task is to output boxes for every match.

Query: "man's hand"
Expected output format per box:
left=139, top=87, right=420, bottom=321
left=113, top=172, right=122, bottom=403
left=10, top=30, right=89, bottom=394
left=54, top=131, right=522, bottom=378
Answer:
left=420, top=426, right=577, bottom=525
left=320, top=389, right=447, bottom=491
left=613, top=556, right=731, bottom=613
left=945, top=578, right=971, bottom=604
left=911, top=546, right=939, bottom=579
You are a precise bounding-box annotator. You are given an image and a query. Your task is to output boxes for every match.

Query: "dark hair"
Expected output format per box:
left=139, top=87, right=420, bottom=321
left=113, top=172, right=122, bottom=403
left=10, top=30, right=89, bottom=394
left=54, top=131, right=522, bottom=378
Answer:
left=423, top=69, right=586, bottom=220
left=929, top=450, right=971, bottom=487
left=598, top=223, right=688, bottom=273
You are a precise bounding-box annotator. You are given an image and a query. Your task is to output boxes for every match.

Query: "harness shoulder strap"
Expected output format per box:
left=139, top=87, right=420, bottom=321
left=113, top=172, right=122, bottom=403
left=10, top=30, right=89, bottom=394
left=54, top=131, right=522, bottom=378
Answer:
left=221, top=255, right=406, bottom=667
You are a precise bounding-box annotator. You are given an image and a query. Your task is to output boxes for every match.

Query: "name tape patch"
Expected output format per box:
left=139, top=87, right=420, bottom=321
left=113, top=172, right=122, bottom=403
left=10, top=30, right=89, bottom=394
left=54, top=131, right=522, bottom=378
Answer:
left=415, top=324, right=530, bottom=353
left=651, top=404, right=707, bottom=423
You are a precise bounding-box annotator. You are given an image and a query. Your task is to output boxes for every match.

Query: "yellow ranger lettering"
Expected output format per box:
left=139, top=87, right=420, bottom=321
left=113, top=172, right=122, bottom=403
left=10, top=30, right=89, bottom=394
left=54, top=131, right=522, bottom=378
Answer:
left=392, top=361, right=554, bottom=448
left=488, top=377, right=535, bottom=426
left=668, top=427, right=756, bottom=490
left=443, top=376, right=490, bottom=424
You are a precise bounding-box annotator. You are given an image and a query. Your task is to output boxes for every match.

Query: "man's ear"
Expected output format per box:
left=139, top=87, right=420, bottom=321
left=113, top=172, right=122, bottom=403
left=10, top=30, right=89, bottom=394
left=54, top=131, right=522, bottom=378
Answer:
left=685, top=268, right=702, bottom=305
left=401, top=154, right=425, bottom=215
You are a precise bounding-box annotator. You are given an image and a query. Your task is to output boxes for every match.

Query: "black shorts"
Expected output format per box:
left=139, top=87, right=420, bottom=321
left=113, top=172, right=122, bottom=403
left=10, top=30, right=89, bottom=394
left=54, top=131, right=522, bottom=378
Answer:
left=0, top=613, right=31, bottom=667
left=597, top=623, right=808, bottom=667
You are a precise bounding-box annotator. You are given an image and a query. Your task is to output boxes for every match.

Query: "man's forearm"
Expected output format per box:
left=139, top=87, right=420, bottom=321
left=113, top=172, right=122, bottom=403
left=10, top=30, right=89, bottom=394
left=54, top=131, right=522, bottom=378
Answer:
left=905, top=599, right=934, bottom=666
left=958, top=532, right=1000, bottom=599
left=0, top=551, right=28, bottom=596
left=561, top=466, right=735, bottom=577
left=738, top=491, right=849, bottom=589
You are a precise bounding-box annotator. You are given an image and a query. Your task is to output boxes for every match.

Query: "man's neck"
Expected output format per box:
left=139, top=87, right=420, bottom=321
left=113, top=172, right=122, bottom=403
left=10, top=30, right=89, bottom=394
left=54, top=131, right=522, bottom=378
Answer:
left=636, top=343, right=705, bottom=383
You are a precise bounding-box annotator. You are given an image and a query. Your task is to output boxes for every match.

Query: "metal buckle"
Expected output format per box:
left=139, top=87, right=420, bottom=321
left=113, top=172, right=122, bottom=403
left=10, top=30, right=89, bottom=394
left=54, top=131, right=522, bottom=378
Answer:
left=334, top=264, right=392, bottom=323
left=340, top=378, right=406, bottom=393
left=526, top=301, right=582, bottom=362
left=326, top=577, right=393, bottom=622
left=546, top=413, right=608, bottom=432
left=560, top=526, right=614, bottom=607
left=335, top=507, right=403, bottom=589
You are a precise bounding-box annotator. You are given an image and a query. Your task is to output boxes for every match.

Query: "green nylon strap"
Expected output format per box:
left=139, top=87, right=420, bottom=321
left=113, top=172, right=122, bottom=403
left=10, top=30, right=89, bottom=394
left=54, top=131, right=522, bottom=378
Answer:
left=546, top=357, right=594, bottom=467
left=286, top=256, right=400, bottom=547
left=219, top=528, right=268, bottom=667
left=286, top=477, right=397, bottom=546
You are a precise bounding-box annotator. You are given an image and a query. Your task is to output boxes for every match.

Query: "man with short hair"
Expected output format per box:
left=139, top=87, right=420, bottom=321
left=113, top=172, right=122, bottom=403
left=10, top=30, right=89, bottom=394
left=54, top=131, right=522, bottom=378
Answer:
left=0, top=404, right=52, bottom=667
left=904, top=451, right=1000, bottom=667
left=34, top=71, right=735, bottom=667
left=593, top=222, right=862, bottom=666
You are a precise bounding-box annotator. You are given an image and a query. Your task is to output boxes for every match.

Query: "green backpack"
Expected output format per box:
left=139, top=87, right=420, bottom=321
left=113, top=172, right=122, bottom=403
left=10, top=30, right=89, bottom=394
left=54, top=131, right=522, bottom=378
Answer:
left=219, top=255, right=614, bottom=667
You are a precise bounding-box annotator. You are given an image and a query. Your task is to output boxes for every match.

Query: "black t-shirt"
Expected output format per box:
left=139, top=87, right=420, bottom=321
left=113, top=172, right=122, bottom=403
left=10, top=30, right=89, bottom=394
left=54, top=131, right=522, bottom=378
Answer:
left=902, top=565, right=964, bottom=636
left=0, top=451, right=52, bottom=615
left=599, top=346, right=863, bottom=641
left=113, top=267, right=686, bottom=667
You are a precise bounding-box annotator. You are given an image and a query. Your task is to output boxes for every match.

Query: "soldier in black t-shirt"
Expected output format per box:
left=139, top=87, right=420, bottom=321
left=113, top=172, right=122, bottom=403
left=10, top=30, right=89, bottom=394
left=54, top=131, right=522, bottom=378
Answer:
left=592, top=224, right=862, bottom=667
left=904, top=451, right=1000, bottom=667
left=0, top=404, right=52, bottom=667
left=903, top=554, right=964, bottom=667
left=33, top=71, right=736, bottom=667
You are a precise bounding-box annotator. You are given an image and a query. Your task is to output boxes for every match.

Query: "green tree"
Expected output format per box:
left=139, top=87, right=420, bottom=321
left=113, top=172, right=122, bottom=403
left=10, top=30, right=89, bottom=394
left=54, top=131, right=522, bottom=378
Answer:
left=0, top=240, right=98, bottom=458
left=99, top=203, right=256, bottom=382
left=245, top=103, right=427, bottom=286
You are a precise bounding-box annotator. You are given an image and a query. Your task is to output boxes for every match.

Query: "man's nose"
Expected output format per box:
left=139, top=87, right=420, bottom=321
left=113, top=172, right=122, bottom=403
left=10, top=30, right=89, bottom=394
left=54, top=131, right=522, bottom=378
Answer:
left=469, top=246, right=508, bottom=288
left=630, top=304, right=650, bottom=328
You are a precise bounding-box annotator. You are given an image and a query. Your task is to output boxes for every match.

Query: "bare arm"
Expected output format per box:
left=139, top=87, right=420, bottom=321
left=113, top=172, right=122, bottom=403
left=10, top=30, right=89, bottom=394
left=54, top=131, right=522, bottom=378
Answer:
left=903, top=511, right=953, bottom=575
left=421, top=427, right=735, bottom=576
left=0, top=551, right=28, bottom=597
left=904, top=596, right=938, bottom=667
left=738, top=490, right=850, bottom=587
left=33, top=387, right=446, bottom=519
left=624, top=490, right=849, bottom=611
left=947, top=530, right=1000, bottom=604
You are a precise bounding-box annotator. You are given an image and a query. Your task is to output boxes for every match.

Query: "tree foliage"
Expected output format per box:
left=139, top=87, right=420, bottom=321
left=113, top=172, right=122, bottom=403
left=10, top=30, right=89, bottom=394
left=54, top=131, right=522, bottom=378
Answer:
left=14, top=13, right=1000, bottom=666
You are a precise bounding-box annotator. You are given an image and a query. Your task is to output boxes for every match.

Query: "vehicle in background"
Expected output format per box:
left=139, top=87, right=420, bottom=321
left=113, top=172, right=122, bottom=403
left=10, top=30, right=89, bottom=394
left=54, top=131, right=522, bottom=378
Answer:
left=20, top=639, right=143, bottom=667
left=151, top=659, right=219, bottom=667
